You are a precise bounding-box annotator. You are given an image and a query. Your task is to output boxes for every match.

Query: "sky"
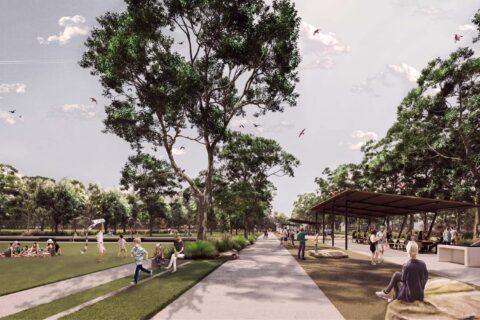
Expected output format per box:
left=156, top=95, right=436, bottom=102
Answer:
left=0, top=0, right=479, bottom=216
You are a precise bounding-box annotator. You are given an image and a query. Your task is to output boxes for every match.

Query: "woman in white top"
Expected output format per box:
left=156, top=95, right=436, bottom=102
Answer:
left=96, top=223, right=106, bottom=261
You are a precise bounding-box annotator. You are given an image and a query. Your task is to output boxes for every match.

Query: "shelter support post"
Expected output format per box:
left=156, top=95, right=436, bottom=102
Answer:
left=322, top=209, right=326, bottom=244
left=427, top=211, right=438, bottom=239
left=332, top=206, right=335, bottom=247
left=398, top=216, right=407, bottom=239
left=345, top=201, right=349, bottom=250
left=315, top=211, right=318, bottom=234
left=366, top=217, right=372, bottom=232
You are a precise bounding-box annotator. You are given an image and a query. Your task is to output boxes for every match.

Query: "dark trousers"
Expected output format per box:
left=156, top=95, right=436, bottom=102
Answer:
left=298, top=241, right=306, bottom=259
left=134, top=264, right=150, bottom=283
left=384, top=271, right=404, bottom=298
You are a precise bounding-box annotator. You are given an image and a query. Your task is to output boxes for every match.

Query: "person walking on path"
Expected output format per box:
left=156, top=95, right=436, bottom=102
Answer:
left=290, top=230, right=295, bottom=247
left=375, top=241, right=428, bottom=303
left=450, top=227, right=458, bottom=245
left=296, top=228, right=307, bottom=260
left=376, top=225, right=386, bottom=264
left=369, top=230, right=378, bottom=265
left=130, top=238, right=152, bottom=285
left=282, top=228, right=288, bottom=246
left=166, top=235, right=185, bottom=273
left=443, top=227, right=452, bottom=245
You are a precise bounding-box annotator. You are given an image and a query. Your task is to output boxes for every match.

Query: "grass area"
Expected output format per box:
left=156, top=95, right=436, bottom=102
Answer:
left=59, top=259, right=222, bottom=320
left=0, top=242, right=169, bottom=296
left=287, top=240, right=437, bottom=320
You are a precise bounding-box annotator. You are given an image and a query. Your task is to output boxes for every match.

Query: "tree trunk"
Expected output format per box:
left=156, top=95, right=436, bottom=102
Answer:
left=474, top=193, right=480, bottom=240
left=196, top=196, right=209, bottom=240
left=423, top=213, right=428, bottom=232
left=149, top=215, right=154, bottom=237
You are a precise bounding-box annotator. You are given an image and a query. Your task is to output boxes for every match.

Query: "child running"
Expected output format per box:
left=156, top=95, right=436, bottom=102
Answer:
left=96, top=223, right=106, bottom=262
left=118, top=234, right=127, bottom=258
left=130, top=238, right=152, bottom=285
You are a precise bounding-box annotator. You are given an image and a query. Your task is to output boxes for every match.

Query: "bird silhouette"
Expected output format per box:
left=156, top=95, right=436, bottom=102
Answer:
left=90, top=97, right=97, bottom=104
left=253, top=123, right=260, bottom=128
left=18, top=115, right=23, bottom=119
left=239, top=125, right=245, bottom=128
left=298, top=128, right=306, bottom=137
left=9, top=110, right=15, bottom=114
left=454, top=34, right=463, bottom=43
left=178, top=41, right=184, bottom=45
left=313, top=29, right=321, bottom=36
left=180, top=146, right=185, bottom=150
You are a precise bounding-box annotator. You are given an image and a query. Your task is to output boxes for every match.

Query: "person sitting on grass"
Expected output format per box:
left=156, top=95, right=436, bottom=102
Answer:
left=130, top=237, right=152, bottom=285
left=20, top=245, right=30, bottom=256
left=376, top=241, right=428, bottom=303
left=166, top=235, right=185, bottom=273
left=118, top=234, right=128, bottom=258
left=1, top=243, right=14, bottom=258
left=53, top=240, right=62, bottom=255
left=29, top=242, right=39, bottom=256
left=154, top=243, right=165, bottom=267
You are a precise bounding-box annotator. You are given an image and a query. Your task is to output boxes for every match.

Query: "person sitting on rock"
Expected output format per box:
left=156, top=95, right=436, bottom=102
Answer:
left=375, top=241, right=428, bottom=303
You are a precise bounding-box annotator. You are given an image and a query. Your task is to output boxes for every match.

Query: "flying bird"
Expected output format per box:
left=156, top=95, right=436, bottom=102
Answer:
left=178, top=41, right=184, bottom=45
left=313, top=29, right=321, bottom=36
left=239, top=125, right=245, bottom=128
left=18, top=115, right=23, bottom=119
left=180, top=146, right=185, bottom=150
left=90, top=97, right=97, bottom=104
left=454, top=34, right=463, bottom=43
left=9, top=110, right=15, bottom=114
left=253, top=123, right=260, bottom=128
left=298, top=128, right=306, bottom=138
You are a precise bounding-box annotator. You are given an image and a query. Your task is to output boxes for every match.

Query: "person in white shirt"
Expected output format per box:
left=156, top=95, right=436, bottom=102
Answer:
left=96, top=224, right=106, bottom=261
left=376, top=225, right=386, bottom=264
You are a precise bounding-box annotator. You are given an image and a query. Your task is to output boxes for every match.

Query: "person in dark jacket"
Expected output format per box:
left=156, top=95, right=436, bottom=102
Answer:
left=375, top=241, right=428, bottom=302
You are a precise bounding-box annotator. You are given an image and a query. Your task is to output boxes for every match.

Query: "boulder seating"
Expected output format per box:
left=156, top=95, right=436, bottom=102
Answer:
left=308, top=249, right=348, bottom=259
left=385, top=277, right=480, bottom=320
left=218, top=249, right=239, bottom=260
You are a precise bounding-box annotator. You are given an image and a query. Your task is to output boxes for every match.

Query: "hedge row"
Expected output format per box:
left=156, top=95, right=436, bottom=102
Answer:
left=183, top=235, right=257, bottom=259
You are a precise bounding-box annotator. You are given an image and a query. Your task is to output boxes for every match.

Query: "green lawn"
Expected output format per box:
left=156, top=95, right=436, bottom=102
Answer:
left=0, top=242, right=168, bottom=296
left=59, top=260, right=222, bottom=320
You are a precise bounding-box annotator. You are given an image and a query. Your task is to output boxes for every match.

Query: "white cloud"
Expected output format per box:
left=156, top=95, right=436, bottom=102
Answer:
left=38, top=15, right=88, bottom=45
left=172, top=148, right=186, bottom=156
left=60, top=104, right=96, bottom=118
left=388, top=63, right=420, bottom=83
left=300, top=21, right=351, bottom=69
left=348, top=130, right=378, bottom=150
left=352, top=63, right=420, bottom=96
left=458, top=24, right=476, bottom=31
left=0, top=83, right=26, bottom=94
left=0, top=110, right=16, bottom=125
left=391, top=1, right=450, bottom=19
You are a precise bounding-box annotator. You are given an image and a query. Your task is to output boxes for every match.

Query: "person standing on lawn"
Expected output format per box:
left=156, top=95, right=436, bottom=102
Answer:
left=96, top=223, right=106, bottom=262
left=375, top=241, right=428, bottom=302
left=131, top=238, right=152, bottom=285
left=296, top=228, right=307, bottom=260
left=118, top=234, right=128, bottom=258
left=369, top=230, right=378, bottom=265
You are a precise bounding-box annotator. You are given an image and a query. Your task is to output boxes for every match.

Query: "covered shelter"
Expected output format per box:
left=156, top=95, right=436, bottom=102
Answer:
left=306, top=190, right=479, bottom=250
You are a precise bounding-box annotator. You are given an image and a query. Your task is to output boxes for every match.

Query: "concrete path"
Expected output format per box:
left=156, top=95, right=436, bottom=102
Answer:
left=152, top=234, right=344, bottom=320
left=0, top=262, right=137, bottom=318
left=338, top=241, right=480, bottom=286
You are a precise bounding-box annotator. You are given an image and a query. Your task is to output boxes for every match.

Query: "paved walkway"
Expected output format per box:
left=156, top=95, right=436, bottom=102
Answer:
left=152, top=234, right=344, bottom=320
left=336, top=241, right=480, bottom=286
left=0, top=262, right=137, bottom=318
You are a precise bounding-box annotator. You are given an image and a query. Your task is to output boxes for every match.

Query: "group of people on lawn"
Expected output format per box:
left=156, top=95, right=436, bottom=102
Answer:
left=1, top=239, right=61, bottom=258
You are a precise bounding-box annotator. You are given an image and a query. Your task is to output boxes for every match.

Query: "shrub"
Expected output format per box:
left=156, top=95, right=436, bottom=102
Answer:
left=462, top=232, right=473, bottom=240
left=185, top=240, right=218, bottom=259
left=232, top=236, right=249, bottom=249
left=215, top=238, right=236, bottom=252
left=247, top=235, right=256, bottom=244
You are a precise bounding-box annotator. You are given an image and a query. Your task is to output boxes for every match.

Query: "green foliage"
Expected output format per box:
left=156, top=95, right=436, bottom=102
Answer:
left=231, top=235, right=249, bottom=249
left=80, top=0, right=301, bottom=240
left=247, top=235, right=256, bottom=244
left=184, top=240, right=218, bottom=259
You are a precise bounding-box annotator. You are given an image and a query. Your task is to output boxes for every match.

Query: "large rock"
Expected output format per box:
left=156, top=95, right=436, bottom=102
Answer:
left=385, top=277, right=480, bottom=320
left=218, top=249, right=239, bottom=260
left=308, top=249, right=348, bottom=259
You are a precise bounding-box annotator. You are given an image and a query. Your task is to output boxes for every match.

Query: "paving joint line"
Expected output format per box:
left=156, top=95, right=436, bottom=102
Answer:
left=43, top=261, right=192, bottom=320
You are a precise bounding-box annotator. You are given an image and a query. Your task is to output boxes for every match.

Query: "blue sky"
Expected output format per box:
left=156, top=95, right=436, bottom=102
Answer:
left=0, top=0, right=479, bottom=215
